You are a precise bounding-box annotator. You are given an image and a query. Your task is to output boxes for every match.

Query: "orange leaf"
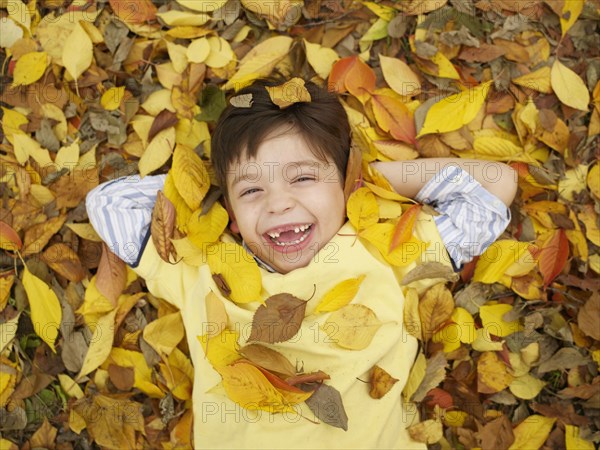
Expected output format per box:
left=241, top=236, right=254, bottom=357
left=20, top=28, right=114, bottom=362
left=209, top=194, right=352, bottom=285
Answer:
left=96, top=243, right=127, bottom=307
left=0, top=221, right=22, bottom=251
left=329, top=56, right=357, bottom=93
left=329, top=56, right=375, bottom=103
left=108, top=0, right=157, bottom=24
left=371, top=93, right=416, bottom=144
left=538, top=229, right=569, bottom=288
left=390, top=204, right=422, bottom=252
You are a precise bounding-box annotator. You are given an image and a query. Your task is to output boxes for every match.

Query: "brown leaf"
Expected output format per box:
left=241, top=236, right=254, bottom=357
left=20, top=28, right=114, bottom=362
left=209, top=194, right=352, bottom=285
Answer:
left=304, top=383, right=348, bottom=431
left=401, top=261, right=459, bottom=285
left=148, top=109, right=179, bottom=142
left=537, top=347, right=589, bottom=374
left=408, top=419, right=443, bottom=444
left=476, top=414, right=515, bottom=450
left=369, top=365, right=399, bottom=399
left=412, top=352, right=448, bottom=402
left=29, top=418, right=57, bottom=449
left=0, top=220, right=22, bottom=251
left=22, top=214, right=67, bottom=256
left=151, top=191, right=176, bottom=263
left=212, top=273, right=231, bottom=298
left=419, top=283, right=454, bottom=341
left=11, top=373, right=54, bottom=401
left=240, top=343, right=296, bottom=378
left=42, top=243, right=86, bottom=282
left=343, top=143, right=363, bottom=201
left=108, top=0, right=157, bottom=24
left=248, top=293, right=307, bottom=343
left=108, top=364, right=135, bottom=391
left=96, top=243, right=127, bottom=307
left=577, top=292, right=600, bottom=340
left=52, top=167, right=99, bottom=209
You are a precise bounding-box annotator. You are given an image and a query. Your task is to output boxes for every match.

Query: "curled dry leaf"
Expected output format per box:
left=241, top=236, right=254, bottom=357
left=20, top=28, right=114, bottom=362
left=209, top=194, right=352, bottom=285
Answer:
left=95, top=243, right=127, bottom=307
left=240, top=343, right=296, bottom=378
left=418, top=283, right=454, bottom=341
left=151, top=191, right=176, bottom=263
left=249, top=293, right=307, bottom=343
left=42, top=243, right=86, bottom=282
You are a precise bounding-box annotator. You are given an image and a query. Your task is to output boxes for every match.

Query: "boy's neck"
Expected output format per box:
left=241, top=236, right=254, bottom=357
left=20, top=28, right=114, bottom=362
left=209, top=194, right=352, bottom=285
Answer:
left=242, top=240, right=278, bottom=273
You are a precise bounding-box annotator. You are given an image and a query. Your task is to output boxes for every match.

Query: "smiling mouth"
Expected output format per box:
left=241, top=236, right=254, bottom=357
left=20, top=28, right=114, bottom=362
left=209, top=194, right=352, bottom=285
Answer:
left=265, top=224, right=313, bottom=246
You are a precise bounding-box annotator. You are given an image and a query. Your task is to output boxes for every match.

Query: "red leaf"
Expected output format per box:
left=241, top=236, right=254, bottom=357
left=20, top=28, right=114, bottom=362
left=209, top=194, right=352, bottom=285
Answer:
left=390, top=204, right=422, bottom=252
left=538, top=229, right=569, bottom=288
left=0, top=221, right=22, bottom=251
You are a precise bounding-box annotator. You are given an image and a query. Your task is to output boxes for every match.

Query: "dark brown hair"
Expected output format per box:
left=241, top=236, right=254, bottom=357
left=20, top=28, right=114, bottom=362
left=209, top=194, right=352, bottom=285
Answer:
left=211, top=79, right=351, bottom=197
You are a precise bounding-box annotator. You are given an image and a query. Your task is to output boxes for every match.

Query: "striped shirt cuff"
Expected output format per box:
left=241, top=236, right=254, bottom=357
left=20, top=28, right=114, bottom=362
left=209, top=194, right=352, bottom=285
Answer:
left=86, top=174, right=166, bottom=267
left=415, top=166, right=510, bottom=269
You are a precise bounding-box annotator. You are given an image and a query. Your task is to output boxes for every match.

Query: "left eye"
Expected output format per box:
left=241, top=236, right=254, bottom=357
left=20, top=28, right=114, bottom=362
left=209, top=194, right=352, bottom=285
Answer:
left=296, top=176, right=315, bottom=182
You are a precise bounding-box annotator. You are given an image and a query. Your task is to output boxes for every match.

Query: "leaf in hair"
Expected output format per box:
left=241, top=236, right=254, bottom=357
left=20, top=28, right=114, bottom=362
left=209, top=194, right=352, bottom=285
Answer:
left=266, top=78, right=311, bottom=109
left=230, top=93, right=253, bottom=108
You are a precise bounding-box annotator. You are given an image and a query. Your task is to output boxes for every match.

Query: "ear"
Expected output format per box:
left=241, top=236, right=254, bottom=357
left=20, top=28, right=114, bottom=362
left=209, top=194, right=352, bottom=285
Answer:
left=224, top=197, right=240, bottom=234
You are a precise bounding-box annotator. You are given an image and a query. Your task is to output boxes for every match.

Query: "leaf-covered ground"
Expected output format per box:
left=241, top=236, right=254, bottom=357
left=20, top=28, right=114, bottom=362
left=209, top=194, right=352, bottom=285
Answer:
left=1, top=0, right=599, bottom=448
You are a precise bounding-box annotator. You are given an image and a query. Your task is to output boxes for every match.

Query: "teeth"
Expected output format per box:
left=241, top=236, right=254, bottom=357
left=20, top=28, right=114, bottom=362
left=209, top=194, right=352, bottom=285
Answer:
left=267, top=224, right=312, bottom=244
left=273, top=233, right=309, bottom=246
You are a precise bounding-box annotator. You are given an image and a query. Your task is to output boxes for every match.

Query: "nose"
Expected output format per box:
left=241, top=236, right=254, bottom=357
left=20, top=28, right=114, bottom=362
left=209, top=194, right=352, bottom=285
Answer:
left=266, top=188, right=295, bottom=214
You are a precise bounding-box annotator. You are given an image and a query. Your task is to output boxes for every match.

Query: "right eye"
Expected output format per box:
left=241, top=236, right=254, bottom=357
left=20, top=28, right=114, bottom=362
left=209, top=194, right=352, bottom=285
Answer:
left=241, top=188, right=260, bottom=197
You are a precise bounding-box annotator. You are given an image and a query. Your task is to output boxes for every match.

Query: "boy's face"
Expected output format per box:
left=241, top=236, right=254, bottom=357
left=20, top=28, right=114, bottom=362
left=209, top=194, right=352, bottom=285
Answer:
left=226, top=130, right=346, bottom=274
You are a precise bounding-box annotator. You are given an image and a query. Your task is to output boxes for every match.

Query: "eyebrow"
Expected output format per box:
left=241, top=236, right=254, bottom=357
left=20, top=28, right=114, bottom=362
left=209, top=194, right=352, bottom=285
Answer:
left=229, top=160, right=324, bottom=188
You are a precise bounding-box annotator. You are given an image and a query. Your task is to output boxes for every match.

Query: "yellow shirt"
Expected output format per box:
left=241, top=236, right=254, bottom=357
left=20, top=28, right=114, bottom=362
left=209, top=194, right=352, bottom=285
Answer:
left=136, top=218, right=450, bottom=449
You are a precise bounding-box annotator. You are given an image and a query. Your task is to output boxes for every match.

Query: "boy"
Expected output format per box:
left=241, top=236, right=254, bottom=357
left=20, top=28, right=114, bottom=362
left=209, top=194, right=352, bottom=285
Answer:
left=87, top=79, right=517, bottom=449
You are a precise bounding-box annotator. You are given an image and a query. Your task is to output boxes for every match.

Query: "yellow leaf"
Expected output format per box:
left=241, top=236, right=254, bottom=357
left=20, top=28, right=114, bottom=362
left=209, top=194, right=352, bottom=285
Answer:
left=100, top=86, right=126, bottom=111
left=266, top=77, right=311, bottom=109
left=560, top=0, right=584, bottom=36
left=172, top=144, right=210, bottom=211
left=139, top=127, right=176, bottom=177
left=314, top=275, right=366, bottom=313
left=7, top=0, right=30, bottom=34
left=551, top=60, right=590, bottom=111
left=161, top=348, right=194, bottom=400
left=199, top=330, right=241, bottom=368
left=472, top=327, right=504, bottom=352
left=222, top=36, right=293, bottom=90
left=418, top=82, right=491, bottom=136
left=587, top=163, right=600, bottom=199
left=22, top=267, right=62, bottom=352
left=0, top=312, right=20, bottom=354
left=512, top=66, right=553, bottom=94
left=359, top=222, right=427, bottom=267
left=0, top=17, right=23, bottom=49
left=187, top=37, right=211, bottom=63
left=430, top=51, right=460, bottom=80
left=565, top=424, right=595, bottom=450
left=347, top=187, right=379, bottom=230
left=55, top=141, right=80, bottom=172
left=577, top=205, right=600, bottom=247
left=175, top=0, right=228, bottom=12
left=1, top=107, right=28, bottom=145
left=432, top=307, right=475, bottom=352
left=77, top=309, right=116, bottom=380
left=322, top=304, right=383, bottom=350
left=141, top=89, right=175, bottom=116
left=57, top=374, right=84, bottom=399
left=187, top=202, right=229, bottom=248
left=157, top=10, right=210, bottom=26
left=402, top=350, right=426, bottom=401
left=12, top=133, right=52, bottom=166
left=175, top=118, right=210, bottom=149
left=361, top=17, right=389, bottom=42
left=509, top=374, right=545, bottom=399
left=479, top=303, right=523, bottom=337
left=62, top=22, right=93, bottom=82
left=509, top=415, right=555, bottom=450
left=419, top=283, right=454, bottom=342
left=107, top=348, right=164, bottom=397
left=403, top=288, right=422, bottom=340
left=66, top=223, right=102, bottom=242
left=379, top=54, right=421, bottom=96
left=473, top=240, right=532, bottom=284
left=363, top=181, right=413, bottom=202
left=205, top=36, right=234, bottom=69
left=304, top=39, right=339, bottom=80
left=164, top=172, right=192, bottom=232
left=12, top=52, right=48, bottom=86
left=143, top=312, right=184, bottom=356
left=590, top=254, right=600, bottom=275
left=206, top=242, right=262, bottom=303
left=217, top=362, right=298, bottom=413
left=477, top=351, right=513, bottom=394
left=171, top=237, right=205, bottom=266
left=166, top=41, right=189, bottom=73
left=204, top=291, right=228, bottom=338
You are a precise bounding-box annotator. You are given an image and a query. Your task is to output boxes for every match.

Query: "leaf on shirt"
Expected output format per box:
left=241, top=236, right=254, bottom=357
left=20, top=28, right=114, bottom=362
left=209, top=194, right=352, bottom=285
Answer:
left=314, top=275, right=366, bottom=314
left=322, top=304, right=383, bottom=350
left=304, top=383, right=348, bottom=431
left=389, top=204, right=422, bottom=252
left=151, top=191, right=176, bottom=263
left=95, top=243, right=127, bottom=307
left=206, top=242, right=262, bottom=304
left=369, top=365, right=399, bottom=399
left=240, top=343, right=296, bottom=378
left=418, top=283, right=454, bottom=342
left=204, top=291, right=229, bottom=338
left=248, top=293, right=307, bottom=343
left=401, top=262, right=459, bottom=286
left=198, top=330, right=241, bottom=368
left=346, top=187, right=379, bottom=231
left=187, top=202, right=229, bottom=248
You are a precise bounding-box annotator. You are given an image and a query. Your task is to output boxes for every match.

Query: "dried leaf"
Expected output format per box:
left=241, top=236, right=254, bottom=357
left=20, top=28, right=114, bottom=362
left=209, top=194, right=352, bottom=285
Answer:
left=0, top=221, right=22, bottom=251
left=508, top=415, right=555, bottom=450
left=204, top=291, right=228, bottom=338
left=171, top=144, right=210, bottom=211
left=477, top=351, right=514, bottom=394
left=347, top=187, right=379, bottom=231
left=369, top=365, right=399, bottom=399
left=408, top=419, right=443, bottom=444
left=577, top=292, right=600, bottom=341
left=199, top=330, right=241, bottom=368
left=249, top=293, right=307, bottom=343
left=139, top=127, right=176, bottom=177
left=479, top=304, right=523, bottom=337
left=551, top=60, right=590, bottom=111
left=322, top=304, right=383, bottom=350
left=12, top=52, right=48, bottom=86
left=419, top=283, right=454, bottom=341
left=143, top=312, right=184, bottom=356
left=22, top=214, right=67, bottom=257
left=379, top=54, right=421, bottom=96
left=42, top=243, right=86, bottom=282
left=230, top=93, right=253, bottom=108
left=62, top=22, right=93, bottom=86
left=240, top=344, right=296, bottom=378
left=95, top=243, right=127, bottom=307
left=538, top=229, right=569, bottom=288
left=390, top=204, right=422, bottom=251
left=304, top=383, right=348, bottom=431
left=77, top=309, right=116, bottom=380
left=266, top=78, right=311, bottom=109
left=151, top=191, right=176, bottom=263
left=401, top=261, right=459, bottom=285
left=148, top=109, right=179, bottom=142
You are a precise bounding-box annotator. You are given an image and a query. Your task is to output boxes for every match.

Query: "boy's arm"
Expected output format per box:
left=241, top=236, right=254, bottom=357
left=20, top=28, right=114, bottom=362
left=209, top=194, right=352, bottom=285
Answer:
left=370, top=158, right=517, bottom=206
left=86, top=174, right=167, bottom=267
left=370, top=159, right=518, bottom=269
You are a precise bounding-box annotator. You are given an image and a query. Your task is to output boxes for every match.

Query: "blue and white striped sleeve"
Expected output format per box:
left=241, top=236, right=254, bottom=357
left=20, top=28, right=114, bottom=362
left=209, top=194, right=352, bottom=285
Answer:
left=415, top=165, right=510, bottom=270
left=86, top=174, right=167, bottom=267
